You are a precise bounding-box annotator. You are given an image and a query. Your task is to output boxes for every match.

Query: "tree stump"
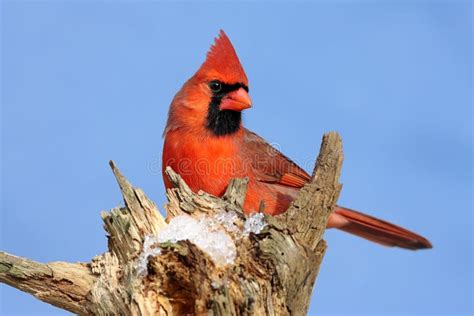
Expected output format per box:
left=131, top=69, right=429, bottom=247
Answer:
left=0, top=132, right=343, bottom=315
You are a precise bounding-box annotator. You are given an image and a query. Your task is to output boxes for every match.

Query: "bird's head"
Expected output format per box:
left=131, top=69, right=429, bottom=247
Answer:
left=165, top=30, right=251, bottom=137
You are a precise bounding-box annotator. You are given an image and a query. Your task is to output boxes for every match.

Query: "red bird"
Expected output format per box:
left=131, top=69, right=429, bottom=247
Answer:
left=162, top=30, right=432, bottom=250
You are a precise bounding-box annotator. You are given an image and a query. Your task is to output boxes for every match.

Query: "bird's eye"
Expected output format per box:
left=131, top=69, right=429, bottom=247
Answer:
left=209, top=81, right=222, bottom=93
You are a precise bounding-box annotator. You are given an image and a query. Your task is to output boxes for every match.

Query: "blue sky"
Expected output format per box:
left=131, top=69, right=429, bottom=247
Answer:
left=1, top=1, right=472, bottom=315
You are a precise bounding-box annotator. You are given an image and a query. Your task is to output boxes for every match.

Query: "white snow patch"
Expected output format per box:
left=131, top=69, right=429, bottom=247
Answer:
left=137, top=235, right=162, bottom=276
left=213, top=211, right=240, bottom=235
left=137, top=211, right=267, bottom=276
left=159, top=215, right=236, bottom=266
left=243, top=212, right=267, bottom=236
left=137, top=214, right=237, bottom=275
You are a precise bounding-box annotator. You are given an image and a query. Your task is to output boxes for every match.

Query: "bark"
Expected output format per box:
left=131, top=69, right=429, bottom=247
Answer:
left=0, top=132, right=343, bottom=315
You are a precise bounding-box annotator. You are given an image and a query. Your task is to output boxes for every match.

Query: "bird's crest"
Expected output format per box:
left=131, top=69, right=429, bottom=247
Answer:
left=195, top=30, right=248, bottom=86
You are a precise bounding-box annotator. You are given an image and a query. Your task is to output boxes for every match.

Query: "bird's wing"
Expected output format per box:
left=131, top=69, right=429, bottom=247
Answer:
left=240, top=129, right=311, bottom=188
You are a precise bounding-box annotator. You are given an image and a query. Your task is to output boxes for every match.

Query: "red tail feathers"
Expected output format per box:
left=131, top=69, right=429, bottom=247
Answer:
left=330, top=206, right=432, bottom=250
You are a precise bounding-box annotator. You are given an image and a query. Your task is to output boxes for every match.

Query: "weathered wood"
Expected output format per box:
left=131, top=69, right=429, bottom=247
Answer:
left=0, top=252, right=94, bottom=314
left=0, top=132, right=344, bottom=315
left=275, top=132, right=344, bottom=250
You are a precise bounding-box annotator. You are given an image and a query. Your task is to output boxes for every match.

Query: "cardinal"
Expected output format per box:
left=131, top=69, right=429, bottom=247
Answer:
left=162, top=30, right=431, bottom=250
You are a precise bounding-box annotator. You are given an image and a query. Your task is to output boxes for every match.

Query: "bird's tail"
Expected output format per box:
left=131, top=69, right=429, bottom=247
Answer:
left=329, top=206, right=432, bottom=250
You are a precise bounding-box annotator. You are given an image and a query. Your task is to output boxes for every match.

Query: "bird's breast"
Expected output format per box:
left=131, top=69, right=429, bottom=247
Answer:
left=162, top=130, right=246, bottom=197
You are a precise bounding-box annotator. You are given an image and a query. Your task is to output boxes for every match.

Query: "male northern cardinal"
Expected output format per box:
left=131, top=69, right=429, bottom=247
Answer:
left=162, top=30, right=431, bottom=250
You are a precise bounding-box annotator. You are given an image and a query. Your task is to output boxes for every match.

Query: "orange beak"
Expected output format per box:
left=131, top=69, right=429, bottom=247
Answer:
left=220, top=88, right=252, bottom=112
